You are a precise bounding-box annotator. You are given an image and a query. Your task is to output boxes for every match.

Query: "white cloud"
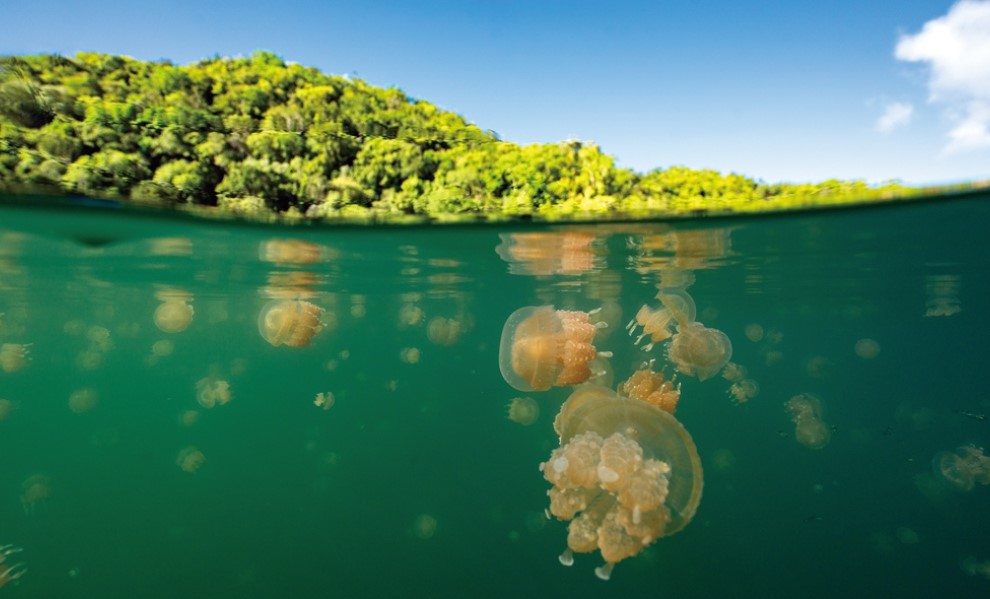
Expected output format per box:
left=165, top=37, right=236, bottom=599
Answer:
left=875, top=101, right=914, bottom=133
left=895, top=0, right=990, bottom=152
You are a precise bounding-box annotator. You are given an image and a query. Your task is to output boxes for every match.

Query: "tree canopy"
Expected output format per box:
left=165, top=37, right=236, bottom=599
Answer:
left=0, top=51, right=916, bottom=221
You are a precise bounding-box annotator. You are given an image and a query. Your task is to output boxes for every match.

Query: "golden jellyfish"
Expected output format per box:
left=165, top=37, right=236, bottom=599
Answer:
left=657, top=288, right=697, bottom=326
left=314, top=391, right=335, bottom=411
left=176, top=446, right=206, bottom=473
left=721, top=362, right=747, bottom=383
left=667, top=322, right=732, bottom=381
left=727, top=379, right=759, bottom=404
left=258, top=300, right=324, bottom=347
left=154, top=289, right=194, bottom=329
left=426, top=316, right=463, bottom=346
left=506, top=397, right=540, bottom=426
left=259, top=239, right=326, bottom=265
left=499, top=306, right=611, bottom=392
left=932, top=445, right=990, bottom=492
left=854, top=338, right=881, bottom=360
left=542, top=385, right=703, bottom=580
left=195, top=377, right=232, bottom=409
left=619, top=366, right=680, bottom=414
left=785, top=393, right=831, bottom=449
left=627, top=304, right=676, bottom=350
left=0, top=343, right=30, bottom=373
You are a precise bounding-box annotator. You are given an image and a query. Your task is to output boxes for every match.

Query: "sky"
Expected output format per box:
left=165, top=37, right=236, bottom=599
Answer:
left=3, top=0, right=989, bottom=185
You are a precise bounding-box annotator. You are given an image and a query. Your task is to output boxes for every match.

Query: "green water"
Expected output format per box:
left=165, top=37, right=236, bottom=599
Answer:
left=0, top=193, right=988, bottom=598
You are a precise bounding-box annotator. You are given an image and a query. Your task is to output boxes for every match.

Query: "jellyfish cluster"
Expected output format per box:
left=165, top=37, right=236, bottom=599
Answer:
left=932, top=445, right=990, bottom=492
left=542, top=385, right=702, bottom=580
left=498, top=297, right=712, bottom=580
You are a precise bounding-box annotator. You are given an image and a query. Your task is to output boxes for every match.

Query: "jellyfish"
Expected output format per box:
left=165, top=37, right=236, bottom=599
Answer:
left=314, top=391, right=335, bottom=411
left=68, top=388, right=98, bottom=414
left=20, top=474, right=51, bottom=514
left=258, top=300, right=324, bottom=347
left=0, top=545, right=26, bottom=588
left=932, top=445, right=990, bottom=492
left=542, top=385, right=703, bottom=580
left=154, top=289, right=194, bottom=333
left=506, top=397, right=540, bottom=426
left=499, top=306, right=611, bottom=392
left=177, top=446, right=206, bottom=472
left=195, top=377, right=231, bottom=409
left=0, top=343, right=30, bottom=373
left=786, top=393, right=831, bottom=449
left=667, top=322, right=732, bottom=381
left=626, top=304, right=676, bottom=350
left=727, top=379, right=759, bottom=404
left=0, top=399, right=13, bottom=421
left=619, top=366, right=680, bottom=414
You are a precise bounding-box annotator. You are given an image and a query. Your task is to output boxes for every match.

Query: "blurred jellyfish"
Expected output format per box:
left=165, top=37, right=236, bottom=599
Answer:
left=258, top=300, right=324, bottom=347
left=426, top=317, right=463, bottom=346
left=411, top=514, right=439, bottom=540
left=0, top=545, right=26, bottom=588
left=626, top=289, right=696, bottom=352
left=721, top=362, right=747, bottom=383
left=543, top=385, right=703, bottom=580
left=176, top=446, right=206, bottom=472
left=744, top=323, right=764, bottom=343
left=196, top=377, right=232, bottom=409
left=932, top=445, right=990, bottom=492
left=786, top=393, right=831, bottom=449
left=619, top=365, right=680, bottom=414
left=20, top=474, right=52, bottom=514
left=499, top=306, right=612, bottom=392
left=314, top=392, right=335, bottom=411
left=727, top=379, right=759, bottom=404
left=259, top=239, right=326, bottom=265
left=667, top=322, right=732, bottom=381
left=0, top=399, right=13, bottom=421
left=68, top=388, right=98, bottom=414
left=0, top=343, right=30, bottom=373
left=854, top=338, right=880, bottom=360
left=506, top=397, right=539, bottom=426
left=154, top=289, right=194, bottom=333
left=962, top=556, right=990, bottom=580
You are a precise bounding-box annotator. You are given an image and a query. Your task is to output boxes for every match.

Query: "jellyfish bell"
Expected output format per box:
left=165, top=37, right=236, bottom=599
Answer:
left=667, top=322, right=732, bottom=381
left=932, top=445, right=990, bottom=492
left=786, top=394, right=831, bottom=449
left=258, top=300, right=324, bottom=347
left=544, top=385, right=703, bottom=578
left=499, top=306, right=610, bottom=392
left=657, top=288, right=697, bottom=326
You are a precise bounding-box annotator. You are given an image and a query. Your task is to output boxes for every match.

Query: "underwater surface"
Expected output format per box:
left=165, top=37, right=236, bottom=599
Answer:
left=0, top=193, right=988, bottom=598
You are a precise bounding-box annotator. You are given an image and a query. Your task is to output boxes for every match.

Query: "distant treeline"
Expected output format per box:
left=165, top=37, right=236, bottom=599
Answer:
left=0, top=51, right=915, bottom=220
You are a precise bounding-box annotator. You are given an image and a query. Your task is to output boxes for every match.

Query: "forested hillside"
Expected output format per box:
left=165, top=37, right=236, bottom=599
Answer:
left=0, top=51, right=913, bottom=220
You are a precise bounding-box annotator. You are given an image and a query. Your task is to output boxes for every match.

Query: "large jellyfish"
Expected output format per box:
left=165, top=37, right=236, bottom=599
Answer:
left=667, top=322, right=732, bottom=381
left=932, top=445, right=990, bottom=492
left=542, top=385, right=703, bottom=580
left=258, top=300, right=324, bottom=347
left=499, top=306, right=611, bottom=392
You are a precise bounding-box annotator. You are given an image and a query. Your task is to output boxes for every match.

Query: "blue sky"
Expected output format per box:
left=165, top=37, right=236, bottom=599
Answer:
left=4, top=0, right=988, bottom=185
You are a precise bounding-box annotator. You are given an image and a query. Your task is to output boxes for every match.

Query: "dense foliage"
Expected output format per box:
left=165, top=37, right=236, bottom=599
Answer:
left=0, top=51, right=915, bottom=220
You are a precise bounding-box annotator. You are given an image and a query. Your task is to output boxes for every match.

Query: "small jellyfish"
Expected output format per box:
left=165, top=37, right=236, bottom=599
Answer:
left=619, top=366, right=680, bottom=414
left=258, top=300, right=324, bottom=347
left=20, top=474, right=52, bottom=514
left=854, top=338, right=880, bottom=360
left=68, top=388, right=98, bottom=414
left=176, top=446, right=206, bottom=472
left=426, top=317, right=463, bottom=346
left=0, top=343, right=30, bottom=373
left=932, top=445, right=990, bottom=492
left=543, top=385, right=703, bottom=580
left=656, top=288, right=697, bottom=326
left=667, top=322, right=732, bottom=381
left=721, top=362, right=747, bottom=383
left=314, top=392, right=335, bottom=411
left=499, top=306, right=611, bottom=392
left=727, top=379, right=759, bottom=404
left=411, top=514, right=439, bottom=540
left=154, top=289, right=194, bottom=333
left=786, top=393, right=831, bottom=449
left=627, top=304, right=676, bottom=349
left=195, top=377, right=232, bottom=409
left=506, top=397, right=539, bottom=426
left=0, top=399, right=13, bottom=421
